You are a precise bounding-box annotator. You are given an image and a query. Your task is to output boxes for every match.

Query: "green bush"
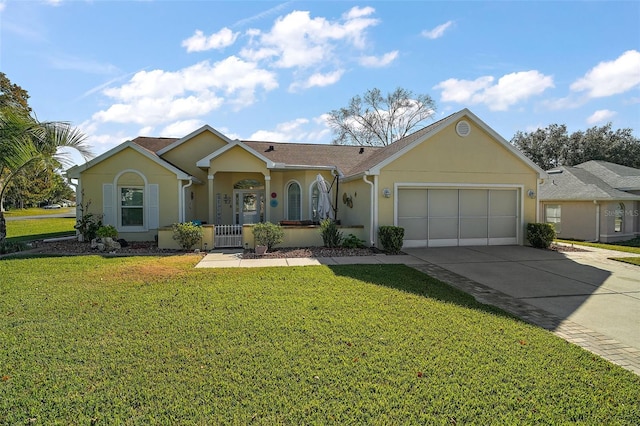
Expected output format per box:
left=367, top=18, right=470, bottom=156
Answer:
left=320, top=219, right=343, bottom=248
left=96, top=225, right=118, bottom=239
left=252, top=222, right=284, bottom=251
left=75, top=212, right=102, bottom=242
left=0, top=241, right=28, bottom=255
left=378, top=226, right=404, bottom=254
left=172, top=222, right=203, bottom=251
left=342, top=233, right=365, bottom=249
left=527, top=223, right=556, bottom=249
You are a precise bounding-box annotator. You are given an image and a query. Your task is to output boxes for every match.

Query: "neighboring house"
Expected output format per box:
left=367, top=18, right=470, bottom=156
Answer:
left=539, top=161, right=640, bottom=242
left=66, top=109, right=544, bottom=248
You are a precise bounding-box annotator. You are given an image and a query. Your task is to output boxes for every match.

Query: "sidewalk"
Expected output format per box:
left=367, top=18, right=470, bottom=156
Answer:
left=195, top=250, right=427, bottom=268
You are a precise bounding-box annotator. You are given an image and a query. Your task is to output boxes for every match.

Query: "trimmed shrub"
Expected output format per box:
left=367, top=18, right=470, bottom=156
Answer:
left=342, top=233, right=365, bottom=249
left=527, top=223, right=556, bottom=249
left=172, top=222, right=203, bottom=251
left=378, top=225, right=404, bottom=254
left=252, top=222, right=284, bottom=251
left=96, top=225, right=118, bottom=239
left=320, top=219, right=343, bottom=248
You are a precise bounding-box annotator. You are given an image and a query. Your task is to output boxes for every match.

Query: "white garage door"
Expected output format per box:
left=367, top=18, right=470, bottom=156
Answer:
left=398, top=188, right=519, bottom=247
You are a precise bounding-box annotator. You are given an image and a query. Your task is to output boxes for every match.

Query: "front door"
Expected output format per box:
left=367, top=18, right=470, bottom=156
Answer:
left=234, top=190, right=264, bottom=225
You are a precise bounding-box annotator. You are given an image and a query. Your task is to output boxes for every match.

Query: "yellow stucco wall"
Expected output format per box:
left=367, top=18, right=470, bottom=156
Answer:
left=378, top=119, right=539, bottom=243
left=338, top=178, right=374, bottom=244
left=79, top=146, right=180, bottom=241
left=161, top=130, right=228, bottom=182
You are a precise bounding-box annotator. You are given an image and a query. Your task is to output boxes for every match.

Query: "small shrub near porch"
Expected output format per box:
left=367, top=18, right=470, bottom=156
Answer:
left=252, top=222, right=284, bottom=251
left=172, top=222, right=204, bottom=250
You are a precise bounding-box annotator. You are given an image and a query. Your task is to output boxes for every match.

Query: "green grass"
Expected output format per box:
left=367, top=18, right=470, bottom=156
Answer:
left=557, top=238, right=640, bottom=255
left=1, top=257, right=639, bottom=424
left=5, top=218, right=76, bottom=243
left=3, top=207, right=74, bottom=217
left=611, top=257, right=640, bottom=266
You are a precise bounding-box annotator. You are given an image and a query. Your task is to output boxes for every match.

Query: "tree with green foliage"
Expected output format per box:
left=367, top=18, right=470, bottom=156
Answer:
left=327, top=87, right=437, bottom=146
left=511, top=123, right=640, bottom=170
left=0, top=78, right=91, bottom=242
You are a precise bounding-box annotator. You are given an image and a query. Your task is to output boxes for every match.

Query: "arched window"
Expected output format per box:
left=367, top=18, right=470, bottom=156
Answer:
left=286, top=181, right=301, bottom=220
left=615, top=203, right=624, bottom=232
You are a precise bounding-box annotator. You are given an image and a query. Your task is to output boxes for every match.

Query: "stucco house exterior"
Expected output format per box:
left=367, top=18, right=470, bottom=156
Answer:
left=66, top=109, right=545, bottom=249
left=539, top=161, right=640, bottom=242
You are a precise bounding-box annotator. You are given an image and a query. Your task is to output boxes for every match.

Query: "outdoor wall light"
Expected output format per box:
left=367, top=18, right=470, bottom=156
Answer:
left=382, top=188, right=392, bottom=198
left=527, top=189, right=536, bottom=198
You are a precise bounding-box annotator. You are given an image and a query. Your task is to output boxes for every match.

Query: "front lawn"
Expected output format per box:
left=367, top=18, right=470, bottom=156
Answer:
left=557, top=238, right=640, bottom=255
left=4, top=218, right=76, bottom=243
left=1, top=256, right=638, bottom=424
left=3, top=207, right=75, bottom=217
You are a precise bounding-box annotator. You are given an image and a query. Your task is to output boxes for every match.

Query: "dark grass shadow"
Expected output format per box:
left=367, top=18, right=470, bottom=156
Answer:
left=327, top=263, right=520, bottom=321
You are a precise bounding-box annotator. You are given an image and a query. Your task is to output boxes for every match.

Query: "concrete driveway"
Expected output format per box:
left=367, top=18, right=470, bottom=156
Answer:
left=405, top=245, right=640, bottom=353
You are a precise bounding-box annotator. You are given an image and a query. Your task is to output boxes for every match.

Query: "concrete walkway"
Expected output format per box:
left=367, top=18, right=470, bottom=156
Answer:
left=196, top=251, right=427, bottom=268
left=196, top=246, right=640, bottom=375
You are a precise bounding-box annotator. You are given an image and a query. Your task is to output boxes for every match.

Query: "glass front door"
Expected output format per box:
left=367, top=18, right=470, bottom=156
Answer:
left=234, top=190, right=264, bottom=225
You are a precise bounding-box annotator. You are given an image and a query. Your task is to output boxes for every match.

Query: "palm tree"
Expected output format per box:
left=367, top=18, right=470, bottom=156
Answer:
left=0, top=107, right=92, bottom=243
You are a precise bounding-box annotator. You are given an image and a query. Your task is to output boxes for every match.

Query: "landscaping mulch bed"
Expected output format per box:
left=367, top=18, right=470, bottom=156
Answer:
left=25, top=239, right=385, bottom=258
left=548, top=243, right=590, bottom=253
left=242, top=246, right=385, bottom=259
left=18, top=239, right=584, bottom=257
left=28, top=239, right=179, bottom=256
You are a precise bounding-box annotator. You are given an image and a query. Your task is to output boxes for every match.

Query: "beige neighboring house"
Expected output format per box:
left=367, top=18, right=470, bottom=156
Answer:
left=539, top=161, right=640, bottom=242
left=66, top=109, right=545, bottom=249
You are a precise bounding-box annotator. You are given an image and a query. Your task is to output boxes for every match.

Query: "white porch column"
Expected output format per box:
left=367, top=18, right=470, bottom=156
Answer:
left=208, top=174, right=215, bottom=225
left=264, top=175, right=271, bottom=223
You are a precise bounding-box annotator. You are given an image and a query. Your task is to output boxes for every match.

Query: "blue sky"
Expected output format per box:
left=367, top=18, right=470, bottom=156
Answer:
left=2, top=1, right=639, bottom=166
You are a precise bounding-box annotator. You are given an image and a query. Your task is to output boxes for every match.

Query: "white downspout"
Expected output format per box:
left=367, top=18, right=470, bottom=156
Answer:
left=181, top=178, right=194, bottom=223
left=594, top=200, right=600, bottom=242
left=363, top=174, right=375, bottom=247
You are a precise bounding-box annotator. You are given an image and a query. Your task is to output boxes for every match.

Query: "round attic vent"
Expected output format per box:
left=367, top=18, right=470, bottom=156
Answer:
left=456, top=120, right=471, bottom=137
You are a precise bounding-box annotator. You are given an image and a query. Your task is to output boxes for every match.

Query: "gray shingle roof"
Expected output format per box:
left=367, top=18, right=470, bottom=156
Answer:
left=241, top=141, right=381, bottom=176
left=575, top=160, right=640, bottom=190
left=539, top=165, right=640, bottom=201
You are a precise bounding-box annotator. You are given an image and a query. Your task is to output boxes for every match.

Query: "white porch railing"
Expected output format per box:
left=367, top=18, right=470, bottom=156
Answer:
left=214, top=224, right=243, bottom=248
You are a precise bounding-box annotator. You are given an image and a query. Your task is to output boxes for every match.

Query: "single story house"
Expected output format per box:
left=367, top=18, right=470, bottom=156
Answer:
left=66, top=108, right=545, bottom=249
left=539, top=161, right=640, bottom=242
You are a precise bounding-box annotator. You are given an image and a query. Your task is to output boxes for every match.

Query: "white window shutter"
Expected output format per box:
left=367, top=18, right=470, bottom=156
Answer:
left=148, top=184, right=159, bottom=230
left=102, top=184, right=114, bottom=226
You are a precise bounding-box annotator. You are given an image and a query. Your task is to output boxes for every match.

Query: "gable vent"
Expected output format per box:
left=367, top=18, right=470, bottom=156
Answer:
left=455, top=120, right=471, bottom=137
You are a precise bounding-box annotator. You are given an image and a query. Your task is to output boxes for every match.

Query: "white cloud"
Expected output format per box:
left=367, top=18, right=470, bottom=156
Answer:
left=421, top=21, right=454, bottom=39
left=434, top=70, right=554, bottom=111
left=182, top=28, right=239, bottom=52
left=289, top=69, right=344, bottom=91
left=94, top=57, right=278, bottom=125
left=240, top=7, right=379, bottom=69
left=586, top=109, right=617, bottom=125
left=161, top=120, right=205, bottom=137
left=0, top=1, right=6, bottom=12
left=359, top=50, right=398, bottom=68
left=570, top=50, right=640, bottom=98
left=249, top=117, right=330, bottom=143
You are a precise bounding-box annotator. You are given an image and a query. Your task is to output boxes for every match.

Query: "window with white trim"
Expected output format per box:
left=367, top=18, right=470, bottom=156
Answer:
left=545, top=204, right=561, bottom=233
left=286, top=181, right=301, bottom=220
left=121, top=187, right=144, bottom=227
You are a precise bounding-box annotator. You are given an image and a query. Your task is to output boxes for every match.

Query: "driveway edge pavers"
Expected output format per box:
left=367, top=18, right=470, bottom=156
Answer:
left=409, top=263, right=640, bottom=376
